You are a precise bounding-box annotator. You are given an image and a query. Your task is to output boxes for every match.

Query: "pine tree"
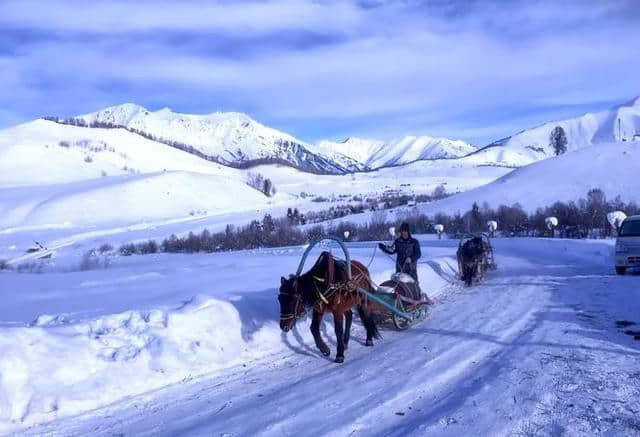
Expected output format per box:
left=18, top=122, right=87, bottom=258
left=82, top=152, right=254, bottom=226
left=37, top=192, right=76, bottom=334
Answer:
left=550, top=126, right=568, bottom=156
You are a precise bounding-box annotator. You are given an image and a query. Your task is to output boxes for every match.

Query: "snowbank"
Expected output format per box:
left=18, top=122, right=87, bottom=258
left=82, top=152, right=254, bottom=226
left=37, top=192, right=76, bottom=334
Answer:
left=0, top=243, right=456, bottom=431
left=0, top=294, right=282, bottom=429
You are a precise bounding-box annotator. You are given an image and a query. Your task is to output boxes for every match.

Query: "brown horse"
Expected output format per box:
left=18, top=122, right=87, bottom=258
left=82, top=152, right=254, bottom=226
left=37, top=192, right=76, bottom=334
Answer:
left=278, top=251, right=380, bottom=363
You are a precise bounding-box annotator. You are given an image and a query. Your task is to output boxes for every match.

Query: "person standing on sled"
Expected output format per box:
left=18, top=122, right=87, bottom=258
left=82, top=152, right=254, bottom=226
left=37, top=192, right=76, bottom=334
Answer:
left=378, top=222, right=421, bottom=282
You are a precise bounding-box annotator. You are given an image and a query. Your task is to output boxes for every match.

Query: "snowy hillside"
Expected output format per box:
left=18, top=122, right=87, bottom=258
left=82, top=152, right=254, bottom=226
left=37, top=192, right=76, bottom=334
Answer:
left=0, top=117, right=509, bottom=255
left=0, top=119, right=246, bottom=187
left=0, top=119, right=293, bottom=233
left=466, top=96, right=640, bottom=167
left=315, top=135, right=476, bottom=169
left=418, top=141, right=640, bottom=214
left=78, top=104, right=365, bottom=174
left=0, top=171, right=279, bottom=231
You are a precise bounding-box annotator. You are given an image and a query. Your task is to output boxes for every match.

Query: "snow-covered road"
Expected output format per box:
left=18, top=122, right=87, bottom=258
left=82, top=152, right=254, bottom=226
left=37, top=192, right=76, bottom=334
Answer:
left=4, top=239, right=640, bottom=436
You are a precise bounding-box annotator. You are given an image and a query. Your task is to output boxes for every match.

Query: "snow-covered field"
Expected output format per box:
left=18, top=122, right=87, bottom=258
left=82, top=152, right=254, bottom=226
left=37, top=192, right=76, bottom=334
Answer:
left=1, top=237, right=639, bottom=436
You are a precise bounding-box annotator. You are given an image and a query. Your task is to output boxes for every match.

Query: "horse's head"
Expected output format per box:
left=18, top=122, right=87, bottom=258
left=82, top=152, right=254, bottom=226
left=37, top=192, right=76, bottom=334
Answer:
left=278, top=275, right=304, bottom=332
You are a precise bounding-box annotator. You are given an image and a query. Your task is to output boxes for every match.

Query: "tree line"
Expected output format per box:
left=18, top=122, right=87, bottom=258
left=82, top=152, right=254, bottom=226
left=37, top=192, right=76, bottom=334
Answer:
left=113, top=188, right=638, bottom=256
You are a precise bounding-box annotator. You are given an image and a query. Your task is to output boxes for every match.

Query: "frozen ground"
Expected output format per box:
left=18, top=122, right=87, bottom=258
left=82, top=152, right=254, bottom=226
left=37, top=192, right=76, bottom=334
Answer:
left=1, top=237, right=639, bottom=436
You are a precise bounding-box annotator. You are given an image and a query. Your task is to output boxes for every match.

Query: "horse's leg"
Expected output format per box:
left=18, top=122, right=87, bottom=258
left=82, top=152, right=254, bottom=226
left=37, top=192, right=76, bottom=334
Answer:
left=333, top=311, right=345, bottom=363
left=343, top=309, right=353, bottom=350
left=357, top=305, right=377, bottom=347
left=310, top=310, right=330, bottom=356
left=364, top=306, right=374, bottom=347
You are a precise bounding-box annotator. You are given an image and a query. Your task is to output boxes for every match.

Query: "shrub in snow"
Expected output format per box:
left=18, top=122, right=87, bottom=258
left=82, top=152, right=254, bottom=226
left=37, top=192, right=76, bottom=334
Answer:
left=607, top=211, right=627, bottom=231
left=246, top=172, right=264, bottom=192
left=545, top=216, right=558, bottom=237
left=137, top=240, right=159, bottom=255
left=119, top=243, right=137, bottom=256
left=79, top=250, right=111, bottom=270
left=16, top=262, right=43, bottom=273
left=84, top=155, right=93, bottom=163
left=98, top=243, right=114, bottom=254
left=0, top=259, right=11, bottom=271
left=432, top=184, right=447, bottom=199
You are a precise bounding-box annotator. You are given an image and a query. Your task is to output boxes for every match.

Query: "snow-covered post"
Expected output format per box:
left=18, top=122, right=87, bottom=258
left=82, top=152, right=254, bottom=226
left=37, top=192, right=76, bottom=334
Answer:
left=434, top=224, right=444, bottom=240
left=486, top=220, right=497, bottom=238
left=545, top=216, right=558, bottom=238
left=607, top=211, right=627, bottom=235
left=388, top=226, right=396, bottom=240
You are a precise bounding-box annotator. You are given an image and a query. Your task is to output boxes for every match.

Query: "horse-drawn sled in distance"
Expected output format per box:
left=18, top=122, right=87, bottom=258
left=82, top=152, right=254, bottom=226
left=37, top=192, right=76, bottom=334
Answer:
left=456, top=233, right=497, bottom=286
left=278, top=236, right=432, bottom=363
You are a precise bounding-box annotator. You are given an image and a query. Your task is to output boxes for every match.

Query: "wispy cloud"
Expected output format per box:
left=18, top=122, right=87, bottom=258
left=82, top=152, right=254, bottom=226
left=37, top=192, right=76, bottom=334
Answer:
left=1, top=0, right=638, bottom=145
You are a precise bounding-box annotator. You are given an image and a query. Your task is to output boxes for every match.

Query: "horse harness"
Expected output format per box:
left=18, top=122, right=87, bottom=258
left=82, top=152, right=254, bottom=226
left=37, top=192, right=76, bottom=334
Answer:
left=280, top=252, right=370, bottom=320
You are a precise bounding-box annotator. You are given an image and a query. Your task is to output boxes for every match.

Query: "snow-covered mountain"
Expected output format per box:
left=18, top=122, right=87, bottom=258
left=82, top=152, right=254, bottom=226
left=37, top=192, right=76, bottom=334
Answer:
left=77, top=104, right=365, bottom=174
left=314, top=135, right=476, bottom=169
left=466, top=96, right=640, bottom=167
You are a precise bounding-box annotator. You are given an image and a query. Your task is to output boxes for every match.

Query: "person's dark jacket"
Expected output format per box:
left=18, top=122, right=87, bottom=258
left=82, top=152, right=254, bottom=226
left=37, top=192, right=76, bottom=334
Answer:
left=378, top=235, right=421, bottom=279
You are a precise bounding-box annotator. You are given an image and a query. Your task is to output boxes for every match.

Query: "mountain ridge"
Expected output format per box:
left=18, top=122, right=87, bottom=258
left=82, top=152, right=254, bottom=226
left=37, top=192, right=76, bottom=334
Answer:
left=76, top=104, right=366, bottom=175
left=25, top=95, right=640, bottom=176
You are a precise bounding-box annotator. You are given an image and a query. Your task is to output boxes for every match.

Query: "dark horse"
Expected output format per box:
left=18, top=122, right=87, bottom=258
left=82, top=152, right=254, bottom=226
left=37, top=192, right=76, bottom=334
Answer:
left=457, top=236, right=486, bottom=286
left=278, top=251, right=380, bottom=363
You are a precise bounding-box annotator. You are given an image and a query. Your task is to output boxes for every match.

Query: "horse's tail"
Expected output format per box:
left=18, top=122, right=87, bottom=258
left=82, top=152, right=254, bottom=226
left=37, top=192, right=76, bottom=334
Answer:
left=358, top=305, right=381, bottom=340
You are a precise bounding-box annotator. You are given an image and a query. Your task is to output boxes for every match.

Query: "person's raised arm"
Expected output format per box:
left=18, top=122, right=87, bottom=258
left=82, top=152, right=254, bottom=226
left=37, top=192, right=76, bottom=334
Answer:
left=378, top=242, right=396, bottom=254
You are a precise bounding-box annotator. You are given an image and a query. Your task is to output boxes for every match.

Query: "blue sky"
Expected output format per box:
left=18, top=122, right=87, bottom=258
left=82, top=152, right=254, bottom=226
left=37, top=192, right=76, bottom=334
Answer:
left=1, top=0, right=639, bottom=145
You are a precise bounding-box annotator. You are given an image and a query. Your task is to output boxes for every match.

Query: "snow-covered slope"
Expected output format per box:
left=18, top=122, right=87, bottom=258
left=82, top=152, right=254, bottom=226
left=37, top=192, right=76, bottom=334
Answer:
left=0, top=171, right=277, bottom=230
left=78, top=104, right=365, bottom=174
left=0, top=119, right=244, bottom=188
left=0, top=119, right=288, bottom=230
left=315, top=135, right=476, bottom=169
left=418, top=141, right=640, bottom=214
left=466, top=96, right=640, bottom=167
